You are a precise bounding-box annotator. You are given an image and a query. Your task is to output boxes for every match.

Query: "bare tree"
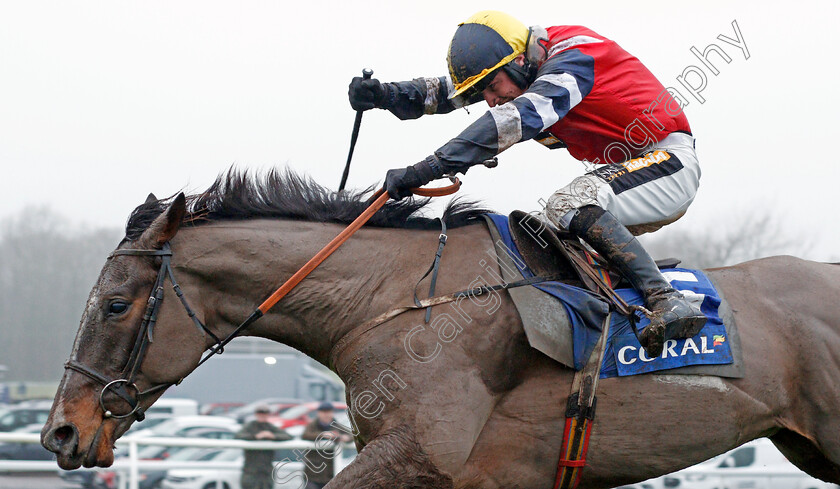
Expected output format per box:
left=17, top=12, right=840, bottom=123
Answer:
left=0, top=207, right=120, bottom=381
left=641, top=210, right=810, bottom=269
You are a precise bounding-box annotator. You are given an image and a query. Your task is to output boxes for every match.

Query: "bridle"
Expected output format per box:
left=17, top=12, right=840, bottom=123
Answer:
left=63, top=181, right=462, bottom=422
left=64, top=242, right=230, bottom=421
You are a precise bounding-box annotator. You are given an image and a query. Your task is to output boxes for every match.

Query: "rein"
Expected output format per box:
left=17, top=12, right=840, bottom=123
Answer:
left=65, top=180, right=460, bottom=421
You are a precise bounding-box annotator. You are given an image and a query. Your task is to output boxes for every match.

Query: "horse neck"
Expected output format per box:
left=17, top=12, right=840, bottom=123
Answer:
left=172, top=219, right=441, bottom=366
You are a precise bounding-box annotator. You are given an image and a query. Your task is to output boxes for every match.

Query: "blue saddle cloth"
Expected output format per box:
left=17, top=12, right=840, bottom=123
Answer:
left=485, top=214, right=733, bottom=379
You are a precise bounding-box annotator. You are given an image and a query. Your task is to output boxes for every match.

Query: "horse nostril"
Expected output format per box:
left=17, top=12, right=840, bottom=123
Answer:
left=54, top=426, right=73, bottom=445
left=43, top=423, right=79, bottom=454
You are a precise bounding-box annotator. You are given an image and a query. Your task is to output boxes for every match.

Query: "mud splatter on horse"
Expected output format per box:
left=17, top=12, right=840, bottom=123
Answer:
left=42, top=171, right=840, bottom=488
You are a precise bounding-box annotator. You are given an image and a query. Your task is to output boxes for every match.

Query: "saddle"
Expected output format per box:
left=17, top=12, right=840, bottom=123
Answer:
left=482, top=211, right=743, bottom=379
left=507, top=210, right=681, bottom=293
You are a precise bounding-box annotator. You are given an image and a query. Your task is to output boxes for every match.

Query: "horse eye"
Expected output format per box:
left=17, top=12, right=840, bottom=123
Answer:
left=108, top=301, right=129, bottom=315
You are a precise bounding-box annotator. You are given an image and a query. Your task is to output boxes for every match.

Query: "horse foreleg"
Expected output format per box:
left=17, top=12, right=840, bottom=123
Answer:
left=771, top=429, right=840, bottom=483
left=326, top=425, right=454, bottom=489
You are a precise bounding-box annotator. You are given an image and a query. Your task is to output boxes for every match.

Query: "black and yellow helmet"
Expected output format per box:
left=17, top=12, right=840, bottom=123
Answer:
left=447, top=11, right=538, bottom=98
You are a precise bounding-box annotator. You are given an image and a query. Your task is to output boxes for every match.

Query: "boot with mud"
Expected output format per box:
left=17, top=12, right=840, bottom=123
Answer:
left=567, top=205, right=707, bottom=356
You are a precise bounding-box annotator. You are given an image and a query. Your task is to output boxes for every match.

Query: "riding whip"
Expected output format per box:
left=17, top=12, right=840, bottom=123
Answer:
left=339, top=68, right=373, bottom=191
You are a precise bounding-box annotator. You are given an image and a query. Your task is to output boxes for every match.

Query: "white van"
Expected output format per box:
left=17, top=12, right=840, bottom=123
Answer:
left=144, top=398, right=199, bottom=417
left=656, top=438, right=837, bottom=489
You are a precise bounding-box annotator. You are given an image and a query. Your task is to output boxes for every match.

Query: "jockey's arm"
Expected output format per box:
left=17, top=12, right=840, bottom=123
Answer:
left=349, top=74, right=484, bottom=119
left=381, top=49, right=595, bottom=200
left=380, top=76, right=484, bottom=120
left=434, top=48, right=596, bottom=174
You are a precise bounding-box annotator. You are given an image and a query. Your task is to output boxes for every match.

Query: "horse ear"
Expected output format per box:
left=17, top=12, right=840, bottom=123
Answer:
left=139, top=193, right=187, bottom=247
left=145, top=193, right=158, bottom=204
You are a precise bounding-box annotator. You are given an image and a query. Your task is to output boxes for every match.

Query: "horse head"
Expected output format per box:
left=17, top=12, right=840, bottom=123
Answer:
left=41, top=194, right=210, bottom=469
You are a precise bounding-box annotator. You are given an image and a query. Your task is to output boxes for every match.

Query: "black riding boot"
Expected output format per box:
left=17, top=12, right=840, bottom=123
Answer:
left=568, top=206, right=706, bottom=356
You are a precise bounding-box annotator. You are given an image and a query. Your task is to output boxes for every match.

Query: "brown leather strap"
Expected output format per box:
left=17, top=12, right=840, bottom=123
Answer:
left=554, top=312, right=611, bottom=489
left=257, top=180, right=461, bottom=314
left=329, top=273, right=559, bottom=369
left=412, top=179, right=462, bottom=197
left=561, top=244, right=635, bottom=317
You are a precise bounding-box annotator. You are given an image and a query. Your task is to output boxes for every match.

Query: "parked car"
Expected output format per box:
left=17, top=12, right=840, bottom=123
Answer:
left=0, top=400, right=51, bottom=432
left=655, top=438, right=839, bottom=489
left=160, top=448, right=243, bottom=489
left=268, top=402, right=348, bottom=430
left=59, top=467, right=99, bottom=489
left=0, top=424, right=53, bottom=460
left=199, top=402, right=245, bottom=416
left=110, top=417, right=240, bottom=464
left=162, top=443, right=357, bottom=489
left=129, top=425, right=239, bottom=462
left=96, top=425, right=240, bottom=489
left=282, top=409, right=353, bottom=439
left=123, top=414, right=176, bottom=436
left=225, top=398, right=304, bottom=424
left=114, top=446, right=237, bottom=489
left=130, top=415, right=241, bottom=439
left=144, top=398, right=200, bottom=417
left=94, top=470, right=118, bottom=489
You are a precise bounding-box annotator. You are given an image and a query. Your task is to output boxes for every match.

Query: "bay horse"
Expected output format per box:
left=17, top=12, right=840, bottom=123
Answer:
left=41, top=170, right=840, bottom=488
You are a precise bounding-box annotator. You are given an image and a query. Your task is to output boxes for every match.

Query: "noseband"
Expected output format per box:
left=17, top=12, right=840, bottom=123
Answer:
left=64, top=242, right=224, bottom=421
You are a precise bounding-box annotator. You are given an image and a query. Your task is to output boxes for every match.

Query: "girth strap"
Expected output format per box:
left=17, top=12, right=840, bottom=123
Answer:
left=329, top=273, right=561, bottom=370
left=553, top=310, right=611, bottom=489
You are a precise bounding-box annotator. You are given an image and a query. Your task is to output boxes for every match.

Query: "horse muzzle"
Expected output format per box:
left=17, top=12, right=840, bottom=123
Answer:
left=41, top=400, right=118, bottom=469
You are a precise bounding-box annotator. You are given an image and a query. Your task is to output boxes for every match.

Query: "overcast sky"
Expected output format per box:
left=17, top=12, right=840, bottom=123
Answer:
left=2, top=0, right=839, bottom=261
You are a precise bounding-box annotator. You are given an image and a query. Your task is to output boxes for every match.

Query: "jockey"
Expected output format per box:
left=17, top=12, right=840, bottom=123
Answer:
left=348, top=10, right=705, bottom=355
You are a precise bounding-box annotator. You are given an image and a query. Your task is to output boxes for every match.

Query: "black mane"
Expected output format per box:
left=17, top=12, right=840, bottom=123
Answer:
left=124, top=168, right=492, bottom=240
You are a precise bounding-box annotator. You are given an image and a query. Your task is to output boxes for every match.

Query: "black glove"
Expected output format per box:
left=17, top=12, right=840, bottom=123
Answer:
left=348, top=77, right=389, bottom=111
left=384, top=156, right=444, bottom=200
